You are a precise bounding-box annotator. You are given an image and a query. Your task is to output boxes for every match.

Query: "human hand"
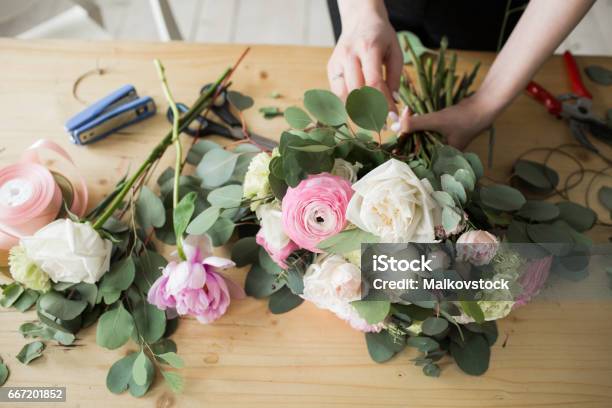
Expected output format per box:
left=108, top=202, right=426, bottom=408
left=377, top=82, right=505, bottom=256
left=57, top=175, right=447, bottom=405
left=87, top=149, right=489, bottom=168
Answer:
left=327, top=1, right=403, bottom=111
left=405, top=95, right=497, bottom=150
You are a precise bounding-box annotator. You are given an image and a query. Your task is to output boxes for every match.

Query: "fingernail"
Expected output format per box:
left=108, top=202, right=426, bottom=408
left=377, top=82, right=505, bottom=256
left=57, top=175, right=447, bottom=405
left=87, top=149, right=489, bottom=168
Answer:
left=388, top=111, right=399, bottom=122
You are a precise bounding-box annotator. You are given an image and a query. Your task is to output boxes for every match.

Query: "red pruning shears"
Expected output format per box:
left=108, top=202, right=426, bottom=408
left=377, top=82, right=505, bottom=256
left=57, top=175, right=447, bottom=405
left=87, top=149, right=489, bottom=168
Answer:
left=526, top=51, right=612, bottom=153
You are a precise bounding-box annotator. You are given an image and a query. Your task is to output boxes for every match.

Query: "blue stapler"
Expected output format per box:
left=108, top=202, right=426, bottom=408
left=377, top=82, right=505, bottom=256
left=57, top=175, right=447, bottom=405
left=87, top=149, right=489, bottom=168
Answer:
left=65, top=84, right=156, bottom=145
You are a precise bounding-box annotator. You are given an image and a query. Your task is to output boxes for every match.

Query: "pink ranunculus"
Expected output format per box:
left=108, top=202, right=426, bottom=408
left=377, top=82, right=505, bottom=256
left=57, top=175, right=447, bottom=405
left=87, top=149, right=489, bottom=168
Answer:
left=514, top=256, right=553, bottom=308
left=281, top=173, right=353, bottom=253
left=456, top=230, right=499, bottom=266
left=147, top=235, right=240, bottom=324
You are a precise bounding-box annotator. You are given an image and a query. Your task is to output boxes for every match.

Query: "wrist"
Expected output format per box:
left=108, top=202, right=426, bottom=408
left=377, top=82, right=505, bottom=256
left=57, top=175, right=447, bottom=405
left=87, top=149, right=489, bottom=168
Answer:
left=338, top=0, right=388, bottom=29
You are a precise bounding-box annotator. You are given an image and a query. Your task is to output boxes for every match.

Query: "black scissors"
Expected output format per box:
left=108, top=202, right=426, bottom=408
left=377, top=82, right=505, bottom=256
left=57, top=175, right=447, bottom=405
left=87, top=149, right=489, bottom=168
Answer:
left=166, top=84, right=278, bottom=150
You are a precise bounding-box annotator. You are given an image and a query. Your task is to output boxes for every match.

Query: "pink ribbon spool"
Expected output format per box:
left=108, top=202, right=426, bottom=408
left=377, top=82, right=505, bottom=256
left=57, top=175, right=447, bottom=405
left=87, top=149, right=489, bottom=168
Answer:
left=0, top=139, right=88, bottom=250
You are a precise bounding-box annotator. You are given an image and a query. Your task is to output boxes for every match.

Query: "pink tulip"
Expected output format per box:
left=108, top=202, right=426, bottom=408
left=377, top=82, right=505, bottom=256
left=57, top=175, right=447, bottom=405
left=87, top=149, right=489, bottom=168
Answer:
left=281, top=173, right=353, bottom=252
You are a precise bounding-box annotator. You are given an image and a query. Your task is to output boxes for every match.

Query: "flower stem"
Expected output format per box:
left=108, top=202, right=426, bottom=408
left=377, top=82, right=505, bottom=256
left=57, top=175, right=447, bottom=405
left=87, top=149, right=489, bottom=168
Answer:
left=92, top=66, right=232, bottom=231
left=154, top=59, right=186, bottom=259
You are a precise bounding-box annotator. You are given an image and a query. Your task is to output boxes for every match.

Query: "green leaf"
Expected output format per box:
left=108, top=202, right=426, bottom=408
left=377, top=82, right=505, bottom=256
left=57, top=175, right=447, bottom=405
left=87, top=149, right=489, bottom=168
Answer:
left=134, top=250, right=167, bottom=293
left=173, top=191, right=197, bottom=240
left=207, top=184, right=243, bottom=208
left=526, top=223, right=573, bottom=255
left=13, top=289, right=39, bottom=312
left=96, top=303, right=134, bottom=350
left=460, top=301, right=485, bottom=324
left=157, top=352, right=184, bottom=369
left=513, top=160, right=558, bottom=193
left=207, top=217, right=235, bottom=246
left=398, top=31, right=429, bottom=64
left=454, top=168, right=475, bottom=192
left=135, top=186, right=165, bottom=230
left=0, top=283, right=24, bottom=308
left=132, top=351, right=150, bottom=386
left=557, top=201, right=597, bottom=232
left=517, top=200, right=560, bottom=222
left=132, top=302, right=166, bottom=344
left=227, top=90, right=254, bottom=111
left=268, top=286, right=303, bottom=314
left=599, top=186, right=612, bottom=211
left=259, top=248, right=283, bottom=275
left=0, top=359, right=8, bottom=386
left=585, top=65, right=612, bottom=85
left=441, top=174, right=467, bottom=205
left=19, top=322, right=75, bottom=346
left=259, top=106, right=283, bottom=119
left=161, top=370, right=184, bottom=394
left=422, top=317, right=449, bottom=336
left=231, top=237, right=259, bottom=267
left=107, top=352, right=138, bottom=394
left=351, top=300, right=390, bottom=324
left=450, top=334, right=490, bottom=376
left=480, top=184, right=526, bottom=212
left=245, top=263, right=283, bottom=298
left=406, top=336, right=439, bottom=353
left=303, top=89, right=347, bottom=126
left=16, top=341, right=45, bottom=365
left=317, top=228, right=379, bottom=254
left=288, top=144, right=334, bottom=153
left=186, top=140, right=221, bottom=165
left=346, top=86, right=389, bottom=132
left=128, top=352, right=155, bottom=397
left=423, top=363, right=441, bottom=377
left=463, top=152, right=484, bottom=180
left=366, top=331, right=403, bottom=363
left=432, top=191, right=455, bottom=208
left=98, top=257, right=136, bottom=304
left=38, top=292, right=87, bottom=321
left=187, top=206, right=220, bottom=235
left=284, top=106, right=312, bottom=129
left=442, top=206, right=461, bottom=234
left=196, top=149, right=239, bottom=188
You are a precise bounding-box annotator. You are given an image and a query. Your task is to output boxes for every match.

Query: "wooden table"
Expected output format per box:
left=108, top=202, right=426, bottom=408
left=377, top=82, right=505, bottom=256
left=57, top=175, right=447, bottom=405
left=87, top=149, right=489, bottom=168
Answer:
left=0, top=39, right=611, bottom=408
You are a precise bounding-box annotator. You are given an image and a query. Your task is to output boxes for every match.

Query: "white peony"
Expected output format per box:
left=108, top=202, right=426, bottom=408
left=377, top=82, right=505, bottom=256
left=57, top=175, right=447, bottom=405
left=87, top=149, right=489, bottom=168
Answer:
left=346, top=159, right=439, bottom=243
left=243, top=149, right=277, bottom=210
left=331, top=159, right=362, bottom=183
left=302, top=254, right=383, bottom=332
left=256, top=201, right=291, bottom=253
left=21, top=219, right=112, bottom=284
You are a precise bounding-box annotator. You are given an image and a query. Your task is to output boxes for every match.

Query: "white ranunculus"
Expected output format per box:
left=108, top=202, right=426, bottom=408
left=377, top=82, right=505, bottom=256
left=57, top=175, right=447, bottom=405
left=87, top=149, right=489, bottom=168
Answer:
left=256, top=201, right=292, bottom=253
left=243, top=149, right=277, bottom=210
left=346, top=159, right=439, bottom=243
left=331, top=159, right=362, bottom=183
left=302, top=254, right=383, bottom=332
left=21, top=219, right=112, bottom=284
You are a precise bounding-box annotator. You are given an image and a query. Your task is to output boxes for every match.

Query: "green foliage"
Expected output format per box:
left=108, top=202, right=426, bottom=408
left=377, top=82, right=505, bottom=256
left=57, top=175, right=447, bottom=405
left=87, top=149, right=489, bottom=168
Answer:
left=513, top=160, right=558, bottom=193
left=196, top=149, right=240, bottom=188
left=96, top=304, right=134, bottom=350
left=135, top=186, right=166, bottom=230
left=366, top=330, right=404, bottom=363
left=231, top=237, right=259, bottom=267
left=0, top=357, right=8, bottom=386
left=19, top=322, right=75, bottom=346
left=259, top=106, right=283, bottom=119
left=317, top=228, right=379, bottom=254
left=161, top=370, right=184, bottom=394
left=0, top=283, right=24, bottom=308
left=187, top=206, right=220, bottom=235
left=227, top=90, right=254, bottom=111
left=459, top=301, right=485, bottom=324
left=157, top=352, right=184, bottom=369
left=244, top=263, right=283, bottom=298
left=346, top=87, right=389, bottom=132
left=208, top=185, right=243, bottom=208
left=517, top=201, right=559, bottom=222
left=585, top=65, right=612, bottom=85
left=556, top=201, right=597, bottom=232
left=13, top=289, right=39, bottom=312
left=284, top=106, right=312, bottom=129
left=397, top=31, right=430, bottom=64
left=16, top=341, right=45, bottom=365
left=351, top=300, right=391, bottom=324
left=268, top=286, right=304, bottom=314
left=173, top=192, right=197, bottom=240
left=132, top=302, right=166, bottom=344
left=38, top=292, right=87, bottom=321
left=206, top=217, right=235, bottom=246
left=422, top=317, right=449, bottom=336
left=450, top=334, right=490, bottom=376
left=98, top=257, right=136, bottom=304
left=134, top=250, right=167, bottom=293
left=303, top=89, right=347, bottom=126
left=480, top=184, right=526, bottom=212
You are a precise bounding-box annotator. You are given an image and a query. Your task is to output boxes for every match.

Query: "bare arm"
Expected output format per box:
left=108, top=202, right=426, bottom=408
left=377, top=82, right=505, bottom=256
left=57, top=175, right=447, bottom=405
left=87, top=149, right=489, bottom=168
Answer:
left=410, top=0, right=596, bottom=149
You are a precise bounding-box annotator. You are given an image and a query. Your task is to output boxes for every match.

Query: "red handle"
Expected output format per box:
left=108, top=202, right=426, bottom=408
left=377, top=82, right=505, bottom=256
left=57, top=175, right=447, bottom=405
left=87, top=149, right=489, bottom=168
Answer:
left=563, top=51, right=592, bottom=99
left=526, top=81, right=562, bottom=117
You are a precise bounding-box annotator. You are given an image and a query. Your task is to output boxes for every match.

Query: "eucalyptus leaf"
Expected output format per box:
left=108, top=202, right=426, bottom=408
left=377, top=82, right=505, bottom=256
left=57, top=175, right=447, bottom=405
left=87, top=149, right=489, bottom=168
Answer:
left=0, top=359, right=8, bottom=386
left=317, top=228, right=379, bottom=254
left=38, top=292, right=87, bottom=321
left=517, top=200, right=560, bottom=222
left=351, top=300, right=390, bottom=324
left=107, top=352, right=138, bottom=394
left=186, top=140, right=221, bottom=165
left=450, top=334, right=490, bottom=376
left=441, top=174, right=467, bottom=205
left=227, top=90, right=254, bottom=111
left=442, top=206, right=461, bottom=233
left=134, top=250, right=167, bottom=293
left=463, top=152, right=484, bottom=180
left=128, top=352, right=155, bottom=397
left=208, top=184, right=243, bottom=208
left=284, top=106, right=312, bottom=129
left=599, top=186, right=612, bottom=211
left=0, top=283, right=24, bottom=308
left=366, top=330, right=403, bottom=363
left=406, top=336, right=439, bottom=353
left=207, top=217, right=235, bottom=246
left=98, top=257, right=136, bottom=305
left=432, top=191, right=455, bottom=208
left=231, top=237, right=259, bottom=267
left=259, top=106, right=283, bottom=119
left=459, top=301, right=484, bottom=324
left=96, top=304, right=134, bottom=350
left=422, top=317, right=449, bottom=336
left=397, top=31, right=430, bottom=64
left=157, top=352, right=184, bottom=369
left=423, top=363, right=441, bottom=377
left=557, top=201, right=597, bottom=232
left=16, top=341, right=45, bottom=365
left=132, top=302, right=166, bottom=344
left=173, top=191, right=197, bottom=241
left=196, top=149, right=239, bottom=188
left=303, top=89, right=347, bottom=126
left=480, top=184, right=525, bottom=212
left=346, top=86, right=389, bottom=132
left=187, top=206, right=220, bottom=235
left=268, top=286, right=304, bottom=314
left=161, top=370, right=184, bottom=394
left=132, top=351, right=150, bottom=386
left=13, top=289, right=39, bottom=312
left=585, top=65, right=612, bottom=85
left=19, top=322, right=75, bottom=346
left=454, top=168, right=475, bottom=192
left=135, top=186, right=165, bottom=230
left=244, top=263, right=283, bottom=298
left=513, top=160, right=558, bottom=192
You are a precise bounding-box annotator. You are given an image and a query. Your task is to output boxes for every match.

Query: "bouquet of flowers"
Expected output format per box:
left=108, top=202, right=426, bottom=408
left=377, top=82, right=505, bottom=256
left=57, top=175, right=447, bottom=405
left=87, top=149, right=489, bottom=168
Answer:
left=200, top=38, right=598, bottom=377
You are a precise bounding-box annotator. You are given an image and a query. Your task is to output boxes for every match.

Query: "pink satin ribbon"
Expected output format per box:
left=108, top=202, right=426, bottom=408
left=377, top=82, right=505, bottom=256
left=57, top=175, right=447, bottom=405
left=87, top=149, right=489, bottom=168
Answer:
left=0, top=139, right=88, bottom=250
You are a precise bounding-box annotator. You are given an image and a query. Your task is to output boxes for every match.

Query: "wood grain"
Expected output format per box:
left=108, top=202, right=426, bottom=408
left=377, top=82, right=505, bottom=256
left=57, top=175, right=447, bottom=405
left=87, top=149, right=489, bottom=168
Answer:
left=0, top=39, right=611, bottom=408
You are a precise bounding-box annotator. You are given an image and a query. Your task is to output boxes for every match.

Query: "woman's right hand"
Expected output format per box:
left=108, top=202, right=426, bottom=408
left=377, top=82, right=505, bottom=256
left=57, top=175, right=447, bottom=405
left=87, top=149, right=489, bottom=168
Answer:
left=327, top=0, right=403, bottom=111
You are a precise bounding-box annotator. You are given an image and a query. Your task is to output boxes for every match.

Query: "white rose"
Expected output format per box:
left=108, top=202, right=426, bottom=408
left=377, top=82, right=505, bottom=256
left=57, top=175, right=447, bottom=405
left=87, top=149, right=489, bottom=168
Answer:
left=21, top=219, right=112, bottom=284
left=255, top=201, right=292, bottom=253
left=243, top=149, right=278, bottom=210
left=331, top=159, right=362, bottom=183
left=346, top=159, right=440, bottom=243
left=302, top=254, right=383, bottom=332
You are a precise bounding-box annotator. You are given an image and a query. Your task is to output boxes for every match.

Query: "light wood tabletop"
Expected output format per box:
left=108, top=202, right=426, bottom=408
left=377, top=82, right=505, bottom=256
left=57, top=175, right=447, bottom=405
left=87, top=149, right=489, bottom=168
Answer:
left=0, top=39, right=611, bottom=408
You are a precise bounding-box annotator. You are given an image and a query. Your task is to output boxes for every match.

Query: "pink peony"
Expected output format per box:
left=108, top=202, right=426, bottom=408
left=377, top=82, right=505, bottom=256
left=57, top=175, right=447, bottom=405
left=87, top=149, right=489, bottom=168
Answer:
left=456, top=230, right=499, bottom=266
left=147, top=235, right=241, bottom=324
left=281, top=173, right=353, bottom=253
left=514, top=256, right=552, bottom=308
